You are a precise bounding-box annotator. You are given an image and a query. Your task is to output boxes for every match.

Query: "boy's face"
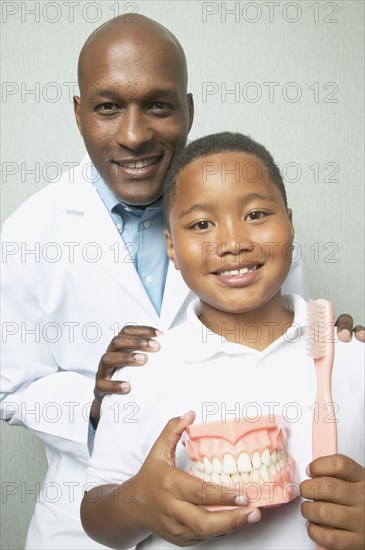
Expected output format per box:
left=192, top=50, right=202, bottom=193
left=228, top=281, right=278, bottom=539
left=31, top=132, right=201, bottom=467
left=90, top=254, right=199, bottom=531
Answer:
left=165, top=151, right=294, bottom=317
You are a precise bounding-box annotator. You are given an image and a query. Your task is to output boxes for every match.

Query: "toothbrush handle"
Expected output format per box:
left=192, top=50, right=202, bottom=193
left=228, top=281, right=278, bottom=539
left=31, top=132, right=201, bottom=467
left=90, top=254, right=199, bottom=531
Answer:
left=312, top=355, right=338, bottom=459
left=313, top=355, right=338, bottom=550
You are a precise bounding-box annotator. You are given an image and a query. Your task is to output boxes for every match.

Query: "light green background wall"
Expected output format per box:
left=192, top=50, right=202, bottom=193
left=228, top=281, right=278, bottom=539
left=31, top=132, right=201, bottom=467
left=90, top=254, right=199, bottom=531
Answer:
left=1, top=1, right=364, bottom=548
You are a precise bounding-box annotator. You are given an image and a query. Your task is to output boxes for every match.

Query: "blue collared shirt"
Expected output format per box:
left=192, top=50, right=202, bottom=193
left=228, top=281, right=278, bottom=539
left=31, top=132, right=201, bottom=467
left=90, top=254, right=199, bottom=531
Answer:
left=92, top=166, right=168, bottom=315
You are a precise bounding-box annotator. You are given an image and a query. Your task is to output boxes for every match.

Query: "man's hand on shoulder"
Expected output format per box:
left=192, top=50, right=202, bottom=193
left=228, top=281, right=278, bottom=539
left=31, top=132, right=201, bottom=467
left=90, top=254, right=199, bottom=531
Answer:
left=90, top=325, right=161, bottom=429
left=334, top=314, right=365, bottom=343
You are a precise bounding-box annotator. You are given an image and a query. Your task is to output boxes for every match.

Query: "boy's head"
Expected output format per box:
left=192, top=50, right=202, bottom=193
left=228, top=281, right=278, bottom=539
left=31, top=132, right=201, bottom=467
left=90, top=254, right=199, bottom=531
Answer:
left=163, top=132, right=295, bottom=318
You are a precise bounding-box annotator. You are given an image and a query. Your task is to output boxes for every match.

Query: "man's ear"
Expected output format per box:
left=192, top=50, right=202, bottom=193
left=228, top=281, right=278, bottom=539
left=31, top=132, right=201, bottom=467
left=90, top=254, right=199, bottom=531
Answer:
left=187, top=93, right=194, bottom=133
left=287, top=208, right=295, bottom=241
left=164, top=229, right=180, bottom=270
left=73, top=96, right=82, bottom=135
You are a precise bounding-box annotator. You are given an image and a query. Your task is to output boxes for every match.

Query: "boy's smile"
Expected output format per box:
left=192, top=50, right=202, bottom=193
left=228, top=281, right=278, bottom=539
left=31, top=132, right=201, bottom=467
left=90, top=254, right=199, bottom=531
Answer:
left=165, top=151, right=295, bottom=343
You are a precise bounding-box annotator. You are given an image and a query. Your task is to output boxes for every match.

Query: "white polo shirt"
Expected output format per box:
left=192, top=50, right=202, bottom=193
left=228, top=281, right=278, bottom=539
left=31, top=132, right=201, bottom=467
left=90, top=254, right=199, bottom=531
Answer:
left=87, top=294, right=364, bottom=550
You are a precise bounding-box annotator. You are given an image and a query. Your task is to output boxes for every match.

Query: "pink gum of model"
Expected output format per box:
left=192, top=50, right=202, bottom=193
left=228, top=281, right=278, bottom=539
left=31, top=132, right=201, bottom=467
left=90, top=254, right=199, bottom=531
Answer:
left=184, top=416, right=298, bottom=508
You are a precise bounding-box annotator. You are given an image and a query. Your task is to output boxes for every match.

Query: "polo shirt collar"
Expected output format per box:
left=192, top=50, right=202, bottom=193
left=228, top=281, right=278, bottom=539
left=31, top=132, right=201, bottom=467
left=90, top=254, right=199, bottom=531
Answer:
left=183, top=293, right=308, bottom=363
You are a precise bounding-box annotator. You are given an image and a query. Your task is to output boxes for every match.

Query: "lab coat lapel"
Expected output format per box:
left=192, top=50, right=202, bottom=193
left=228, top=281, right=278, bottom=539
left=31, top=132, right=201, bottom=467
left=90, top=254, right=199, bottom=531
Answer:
left=159, top=261, right=192, bottom=330
left=59, top=168, right=159, bottom=321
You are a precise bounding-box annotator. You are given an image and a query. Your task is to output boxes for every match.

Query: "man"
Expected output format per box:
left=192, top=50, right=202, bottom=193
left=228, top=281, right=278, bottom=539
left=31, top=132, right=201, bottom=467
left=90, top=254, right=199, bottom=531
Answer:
left=1, top=14, right=363, bottom=550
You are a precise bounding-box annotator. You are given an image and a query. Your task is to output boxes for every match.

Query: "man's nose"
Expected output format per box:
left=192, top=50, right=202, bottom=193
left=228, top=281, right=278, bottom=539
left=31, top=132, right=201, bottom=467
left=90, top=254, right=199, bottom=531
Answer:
left=115, top=106, right=153, bottom=150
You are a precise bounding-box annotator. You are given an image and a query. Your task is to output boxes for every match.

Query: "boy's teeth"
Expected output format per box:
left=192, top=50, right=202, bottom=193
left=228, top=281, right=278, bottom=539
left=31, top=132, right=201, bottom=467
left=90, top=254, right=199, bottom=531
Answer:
left=218, top=265, right=258, bottom=276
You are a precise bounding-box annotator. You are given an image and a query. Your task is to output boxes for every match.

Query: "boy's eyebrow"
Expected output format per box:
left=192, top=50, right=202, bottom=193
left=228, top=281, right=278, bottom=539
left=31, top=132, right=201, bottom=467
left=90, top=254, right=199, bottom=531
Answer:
left=178, top=201, right=215, bottom=218
left=241, top=192, right=276, bottom=204
left=178, top=193, right=276, bottom=218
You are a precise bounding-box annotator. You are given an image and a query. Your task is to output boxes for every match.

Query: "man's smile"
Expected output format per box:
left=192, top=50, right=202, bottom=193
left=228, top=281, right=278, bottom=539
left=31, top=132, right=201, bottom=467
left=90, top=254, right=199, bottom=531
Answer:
left=109, top=155, right=164, bottom=179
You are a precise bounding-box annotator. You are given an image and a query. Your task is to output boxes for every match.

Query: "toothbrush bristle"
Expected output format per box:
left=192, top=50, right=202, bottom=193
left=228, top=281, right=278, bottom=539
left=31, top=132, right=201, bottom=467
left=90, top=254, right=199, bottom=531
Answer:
left=306, top=299, right=328, bottom=358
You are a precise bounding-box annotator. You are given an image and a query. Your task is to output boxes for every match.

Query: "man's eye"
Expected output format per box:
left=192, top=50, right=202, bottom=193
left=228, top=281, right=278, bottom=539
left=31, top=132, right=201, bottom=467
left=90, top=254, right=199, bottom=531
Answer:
left=246, top=211, right=267, bottom=221
left=148, top=101, right=174, bottom=113
left=97, top=103, right=118, bottom=113
left=191, top=220, right=212, bottom=230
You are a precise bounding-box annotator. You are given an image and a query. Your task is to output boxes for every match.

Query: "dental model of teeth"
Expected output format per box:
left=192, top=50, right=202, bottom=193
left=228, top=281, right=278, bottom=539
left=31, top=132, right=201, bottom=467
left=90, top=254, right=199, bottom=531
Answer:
left=184, top=416, right=298, bottom=508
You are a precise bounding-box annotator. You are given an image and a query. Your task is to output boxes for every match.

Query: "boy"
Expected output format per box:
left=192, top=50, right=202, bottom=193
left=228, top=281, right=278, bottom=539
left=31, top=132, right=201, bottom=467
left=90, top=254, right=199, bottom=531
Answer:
left=81, top=133, right=364, bottom=549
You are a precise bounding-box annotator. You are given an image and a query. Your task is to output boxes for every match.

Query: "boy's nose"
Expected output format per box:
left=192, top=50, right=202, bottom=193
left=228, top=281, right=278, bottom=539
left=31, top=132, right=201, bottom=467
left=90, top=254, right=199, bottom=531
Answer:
left=218, top=223, right=258, bottom=258
left=115, top=106, right=153, bottom=150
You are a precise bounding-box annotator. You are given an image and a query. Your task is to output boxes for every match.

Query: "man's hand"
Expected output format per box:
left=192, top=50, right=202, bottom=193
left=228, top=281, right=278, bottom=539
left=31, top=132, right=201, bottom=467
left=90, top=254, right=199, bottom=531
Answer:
left=90, top=325, right=161, bottom=428
left=335, top=315, right=365, bottom=343
left=128, top=410, right=261, bottom=546
left=300, top=455, right=365, bottom=549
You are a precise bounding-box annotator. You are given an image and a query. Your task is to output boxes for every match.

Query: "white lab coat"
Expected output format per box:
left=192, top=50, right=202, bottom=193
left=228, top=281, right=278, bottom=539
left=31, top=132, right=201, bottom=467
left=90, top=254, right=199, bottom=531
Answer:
left=0, top=155, right=307, bottom=549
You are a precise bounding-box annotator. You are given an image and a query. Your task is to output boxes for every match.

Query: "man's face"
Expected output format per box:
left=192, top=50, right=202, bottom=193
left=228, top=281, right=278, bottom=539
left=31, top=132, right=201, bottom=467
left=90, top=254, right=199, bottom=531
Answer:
left=166, top=151, right=294, bottom=318
left=74, top=35, right=194, bottom=206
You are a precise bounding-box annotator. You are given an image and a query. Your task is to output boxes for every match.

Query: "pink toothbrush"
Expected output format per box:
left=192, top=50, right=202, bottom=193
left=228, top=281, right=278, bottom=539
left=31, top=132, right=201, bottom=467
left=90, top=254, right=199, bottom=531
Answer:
left=307, top=299, right=338, bottom=550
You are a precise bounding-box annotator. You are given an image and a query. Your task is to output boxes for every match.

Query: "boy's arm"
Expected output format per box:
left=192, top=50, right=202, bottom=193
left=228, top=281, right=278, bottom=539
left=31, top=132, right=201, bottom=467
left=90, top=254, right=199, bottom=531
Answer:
left=300, top=455, right=365, bottom=549
left=81, top=412, right=261, bottom=549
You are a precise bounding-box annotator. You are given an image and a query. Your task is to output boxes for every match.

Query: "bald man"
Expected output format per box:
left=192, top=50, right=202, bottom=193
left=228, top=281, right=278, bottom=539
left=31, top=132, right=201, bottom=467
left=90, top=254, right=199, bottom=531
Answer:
left=1, top=14, right=364, bottom=550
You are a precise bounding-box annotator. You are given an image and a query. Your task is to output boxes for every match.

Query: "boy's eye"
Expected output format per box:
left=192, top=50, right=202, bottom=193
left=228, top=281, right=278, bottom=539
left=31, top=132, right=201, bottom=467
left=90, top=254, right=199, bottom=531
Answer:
left=245, top=211, right=267, bottom=221
left=191, top=220, right=213, bottom=230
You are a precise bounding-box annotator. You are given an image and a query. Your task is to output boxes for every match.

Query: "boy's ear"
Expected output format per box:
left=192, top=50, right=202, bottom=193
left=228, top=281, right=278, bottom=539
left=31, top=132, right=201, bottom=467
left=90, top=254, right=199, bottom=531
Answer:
left=164, top=229, right=180, bottom=270
left=287, top=208, right=295, bottom=240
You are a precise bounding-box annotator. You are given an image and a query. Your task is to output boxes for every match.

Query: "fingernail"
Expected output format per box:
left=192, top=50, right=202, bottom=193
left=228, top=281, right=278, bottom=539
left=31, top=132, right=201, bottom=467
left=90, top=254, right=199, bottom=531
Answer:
left=134, top=353, right=146, bottom=362
left=180, top=411, right=191, bottom=419
left=234, top=495, right=249, bottom=506
left=148, top=339, right=160, bottom=351
left=305, top=520, right=310, bottom=530
left=155, top=329, right=163, bottom=336
left=119, top=382, right=130, bottom=392
left=339, top=328, right=351, bottom=341
left=355, top=329, right=365, bottom=342
left=247, top=510, right=261, bottom=523
left=305, top=464, right=311, bottom=477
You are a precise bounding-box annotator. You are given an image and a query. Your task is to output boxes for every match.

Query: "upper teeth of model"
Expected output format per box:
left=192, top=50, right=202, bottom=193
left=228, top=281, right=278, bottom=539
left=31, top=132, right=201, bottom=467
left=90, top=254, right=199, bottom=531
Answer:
left=191, top=448, right=287, bottom=483
left=122, top=158, right=156, bottom=169
left=218, top=265, right=258, bottom=276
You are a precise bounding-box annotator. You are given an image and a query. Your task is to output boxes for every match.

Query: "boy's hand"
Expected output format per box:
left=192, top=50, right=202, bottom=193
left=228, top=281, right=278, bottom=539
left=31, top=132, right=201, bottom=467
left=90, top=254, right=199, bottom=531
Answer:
left=335, top=315, right=365, bottom=343
left=130, top=411, right=261, bottom=546
left=300, top=455, right=365, bottom=549
left=90, top=325, right=161, bottom=428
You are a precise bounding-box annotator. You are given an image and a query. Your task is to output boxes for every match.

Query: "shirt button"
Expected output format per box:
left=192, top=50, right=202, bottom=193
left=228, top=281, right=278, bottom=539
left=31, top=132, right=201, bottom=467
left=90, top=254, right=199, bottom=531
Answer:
left=143, top=220, right=151, bottom=229
left=116, top=223, right=122, bottom=230
left=145, top=275, right=153, bottom=284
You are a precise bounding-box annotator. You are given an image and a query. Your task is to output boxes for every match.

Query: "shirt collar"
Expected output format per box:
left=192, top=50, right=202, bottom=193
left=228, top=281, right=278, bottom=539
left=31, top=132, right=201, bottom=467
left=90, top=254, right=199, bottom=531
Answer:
left=92, top=165, right=120, bottom=213
left=182, top=293, right=308, bottom=362
left=92, top=164, right=164, bottom=220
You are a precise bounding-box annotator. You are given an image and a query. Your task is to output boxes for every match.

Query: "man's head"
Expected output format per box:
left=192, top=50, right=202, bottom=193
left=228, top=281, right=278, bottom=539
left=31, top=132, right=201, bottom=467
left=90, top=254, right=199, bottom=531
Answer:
left=74, top=14, right=194, bottom=206
left=164, top=132, right=294, bottom=317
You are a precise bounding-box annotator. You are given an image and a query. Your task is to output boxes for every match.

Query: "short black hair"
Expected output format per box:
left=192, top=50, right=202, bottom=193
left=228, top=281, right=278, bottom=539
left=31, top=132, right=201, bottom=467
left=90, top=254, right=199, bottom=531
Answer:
left=163, top=132, right=287, bottom=221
